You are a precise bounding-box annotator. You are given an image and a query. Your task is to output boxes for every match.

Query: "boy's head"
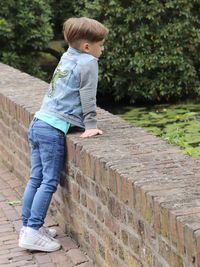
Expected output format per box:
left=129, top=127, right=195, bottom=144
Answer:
left=63, top=17, right=109, bottom=58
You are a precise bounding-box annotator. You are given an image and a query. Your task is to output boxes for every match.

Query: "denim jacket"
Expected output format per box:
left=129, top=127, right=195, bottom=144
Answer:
left=39, top=47, right=98, bottom=129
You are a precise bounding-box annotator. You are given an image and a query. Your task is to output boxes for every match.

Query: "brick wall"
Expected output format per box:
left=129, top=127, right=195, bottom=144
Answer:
left=1, top=63, right=200, bottom=267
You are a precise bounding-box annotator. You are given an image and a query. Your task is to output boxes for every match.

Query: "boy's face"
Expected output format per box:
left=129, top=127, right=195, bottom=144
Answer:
left=82, top=40, right=105, bottom=58
left=88, top=40, right=105, bottom=58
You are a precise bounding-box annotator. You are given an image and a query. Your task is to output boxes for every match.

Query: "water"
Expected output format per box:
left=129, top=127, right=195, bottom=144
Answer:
left=102, top=102, right=200, bottom=158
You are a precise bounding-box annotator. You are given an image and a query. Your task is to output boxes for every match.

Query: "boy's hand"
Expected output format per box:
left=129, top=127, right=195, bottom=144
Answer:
left=80, top=128, right=103, bottom=138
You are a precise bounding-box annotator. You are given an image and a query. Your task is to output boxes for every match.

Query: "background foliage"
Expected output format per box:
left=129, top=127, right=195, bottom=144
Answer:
left=0, top=1, right=200, bottom=103
left=75, top=0, right=200, bottom=103
left=49, top=0, right=74, bottom=38
left=0, top=0, right=53, bottom=77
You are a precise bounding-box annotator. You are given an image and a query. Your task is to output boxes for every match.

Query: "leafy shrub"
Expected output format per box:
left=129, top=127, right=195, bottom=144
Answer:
left=0, top=0, right=53, bottom=77
left=49, top=0, right=74, bottom=38
left=75, top=0, right=200, bottom=103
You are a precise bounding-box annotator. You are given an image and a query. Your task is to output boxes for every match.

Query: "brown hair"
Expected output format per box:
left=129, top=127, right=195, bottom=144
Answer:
left=63, top=17, right=109, bottom=48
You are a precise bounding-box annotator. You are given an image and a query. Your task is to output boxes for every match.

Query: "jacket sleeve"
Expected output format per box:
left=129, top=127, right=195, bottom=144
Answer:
left=79, top=59, right=98, bottom=129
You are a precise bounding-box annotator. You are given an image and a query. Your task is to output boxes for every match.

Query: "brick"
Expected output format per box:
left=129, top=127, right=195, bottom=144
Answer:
left=97, top=204, right=104, bottom=223
left=89, top=233, right=97, bottom=251
left=0, top=257, right=9, bottom=265
left=13, top=220, right=22, bottom=233
left=9, top=247, right=28, bottom=253
left=176, top=214, right=200, bottom=259
left=90, top=181, right=96, bottom=197
left=66, top=139, right=76, bottom=163
left=128, top=233, right=140, bottom=256
left=6, top=177, right=22, bottom=188
left=105, top=251, right=124, bottom=267
left=170, top=249, right=184, bottom=267
left=50, top=250, right=69, bottom=264
left=81, top=192, right=87, bottom=207
left=135, top=187, right=154, bottom=225
left=40, top=264, right=56, bottom=267
left=22, top=265, right=39, bottom=267
left=184, top=221, right=200, bottom=265
left=158, top=237, right=184, bottom=267
left=158, top=204, right=171, bottom=240
left=87, top=196, right=96, bottom=215
left=145, top=225, right=156, bottom=250
left=104, top=232, right=118, bottom=255
left=83, top=228, right=90, bottom=244
left=67, top=248, right=88, bottom=265
left=117, top=174, right=136, bottom=208
left=108, top=195, right=121, bottom=219
left=98, top=241, right=106, bottom=260
left=76, top=206, right=86, bottom=222
left=78, top=262, right=95, bottom=267
left=0, top=249, right=9, bottom=255
left=104, top=212, right=120, bottom=237
left=80, top=174, right=90, bottom=192
left=71, top=181, right=80, bottom=202
left=108, top=168, right=118, bottom=195
left=170, top=209, right=200, bottom=254
left=0, top=226, right=13, bottom=233
left=9, top=255, right=33, bottom=262
left=84, top=152, right=95, bottom=179
left=3, top=209, right=21, bottom=221
left=118, top=244, right=125, bottom=261
left=125, top=252, right=142, bottom=267
left=0, top=180, right=9, bottom=190
left=86, top=212, right=96, bottom=231
left=4, top=238, right=18, bottom=245
left=153, top=256, right=166, bottom=267
left=75, top=144, right=84, bottom=170
left=95, top=185, right=108, bottom=206
left=1, top=251, right=28, bottom=260
left=58, top=236, right=78, bottom=252
left=141, top=245, right=153, bottom=267
left=94, top=159, right=109, bottom=189
left=121, top=228, right=129, bottom=246
left=158, top=238, right=171, bottom=265
left=75, top=170, right=84, bottom=187
left=105, top=250, right=115, bottom=267
left=0, top=233, right=18, bottom=243
left=34, top=254, right=51, bottom=264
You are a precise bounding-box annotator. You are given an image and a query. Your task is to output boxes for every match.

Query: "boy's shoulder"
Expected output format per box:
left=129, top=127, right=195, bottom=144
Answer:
left=78, top=53, right=98, bottom=66
left=62, top=47, right=98, bottom=66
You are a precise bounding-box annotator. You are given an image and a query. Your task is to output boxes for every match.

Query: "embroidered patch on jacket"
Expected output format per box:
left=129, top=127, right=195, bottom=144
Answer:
left=47, top=66, right=69, bottom=97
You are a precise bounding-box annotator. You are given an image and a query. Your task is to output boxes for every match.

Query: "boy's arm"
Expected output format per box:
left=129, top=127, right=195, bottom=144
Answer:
left=79, top=59, right=103, bottom=138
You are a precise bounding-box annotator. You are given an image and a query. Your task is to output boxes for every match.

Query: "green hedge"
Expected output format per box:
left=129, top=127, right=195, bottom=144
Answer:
left=75, top=0, right=200, bottom=103
left=49, top=0, right=74, bottom=38
left=0, top=0, right=53, bottom=77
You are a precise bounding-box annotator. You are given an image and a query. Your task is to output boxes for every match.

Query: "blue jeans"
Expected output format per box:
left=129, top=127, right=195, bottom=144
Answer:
left=22, top=118, right=65, bottom=230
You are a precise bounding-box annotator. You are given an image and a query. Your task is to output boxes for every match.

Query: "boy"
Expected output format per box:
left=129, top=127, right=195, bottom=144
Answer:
left=19, top=17, right=109, bottom=252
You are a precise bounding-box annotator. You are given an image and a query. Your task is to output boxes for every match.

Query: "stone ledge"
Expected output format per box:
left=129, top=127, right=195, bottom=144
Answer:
left=1, top=62, right=200, bottom=267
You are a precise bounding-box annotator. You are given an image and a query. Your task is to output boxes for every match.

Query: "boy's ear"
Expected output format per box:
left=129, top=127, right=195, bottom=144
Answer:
left=80, top=42, right=90, bottom=53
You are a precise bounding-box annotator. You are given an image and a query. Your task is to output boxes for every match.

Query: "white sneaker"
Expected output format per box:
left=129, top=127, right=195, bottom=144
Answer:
left=39, top=226, right=57, bottom=238
left=19, top=230, right=61, bottom=252
left=20, top=226, right=57, bottom=239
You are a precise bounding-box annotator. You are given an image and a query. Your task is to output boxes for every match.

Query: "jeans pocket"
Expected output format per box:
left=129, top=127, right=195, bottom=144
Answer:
left=39, top=138, right=54, bottom=162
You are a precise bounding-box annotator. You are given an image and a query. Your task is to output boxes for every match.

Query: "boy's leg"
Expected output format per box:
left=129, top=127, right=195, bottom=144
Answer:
left=22, top=120, right=43, bottom=227
left=27, top=120, right=65, bottom=230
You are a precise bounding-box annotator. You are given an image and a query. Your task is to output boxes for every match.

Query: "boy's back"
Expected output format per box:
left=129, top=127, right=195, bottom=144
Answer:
left=39, top=47, right=98, bottom=129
